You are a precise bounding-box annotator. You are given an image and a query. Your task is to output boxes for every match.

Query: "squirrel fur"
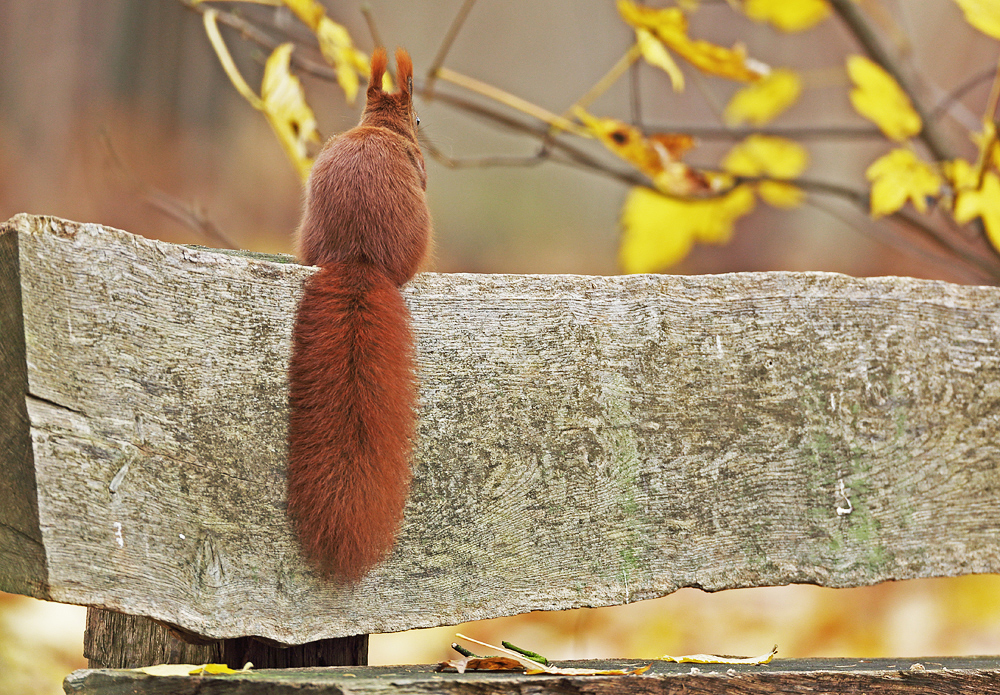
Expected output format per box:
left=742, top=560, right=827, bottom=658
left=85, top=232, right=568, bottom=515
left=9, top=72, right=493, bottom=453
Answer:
left=287, top=48, right=431, bottom=581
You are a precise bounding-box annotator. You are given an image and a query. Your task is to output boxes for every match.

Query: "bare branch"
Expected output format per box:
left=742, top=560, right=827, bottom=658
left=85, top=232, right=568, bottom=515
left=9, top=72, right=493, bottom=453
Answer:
left=797, top=177, right=1000, bottom=282
left=359, top=4, right=385, bottom=51
left=930, top=67, right=997, bottom=121
left=425, top=0, right=477, bottom=96
left=100, top=132, right=239, bottom=250
left=179, top=0, right=338, bottom=82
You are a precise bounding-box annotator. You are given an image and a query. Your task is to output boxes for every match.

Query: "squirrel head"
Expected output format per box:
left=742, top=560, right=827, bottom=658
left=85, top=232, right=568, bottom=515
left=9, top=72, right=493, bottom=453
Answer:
left=361, top=48, right=420, bottom=145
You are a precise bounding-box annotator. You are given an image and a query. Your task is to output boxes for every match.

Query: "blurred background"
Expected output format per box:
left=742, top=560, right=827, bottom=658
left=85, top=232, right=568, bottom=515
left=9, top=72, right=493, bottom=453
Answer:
left=2, top=1, right=1000, bottom=693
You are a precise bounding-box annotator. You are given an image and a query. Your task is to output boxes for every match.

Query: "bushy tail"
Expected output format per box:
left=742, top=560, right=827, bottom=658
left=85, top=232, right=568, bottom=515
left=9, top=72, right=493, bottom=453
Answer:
left=287, top=263, right=416, bottom=581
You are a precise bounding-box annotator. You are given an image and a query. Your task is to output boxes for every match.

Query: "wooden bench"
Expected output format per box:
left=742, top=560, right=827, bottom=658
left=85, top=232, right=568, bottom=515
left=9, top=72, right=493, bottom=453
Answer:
left=2, top=214, right=999, bottom=693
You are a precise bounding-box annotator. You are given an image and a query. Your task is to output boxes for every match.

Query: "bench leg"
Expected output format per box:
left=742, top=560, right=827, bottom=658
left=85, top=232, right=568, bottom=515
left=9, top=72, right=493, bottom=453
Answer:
left=84, top=607, right=368, bottom=668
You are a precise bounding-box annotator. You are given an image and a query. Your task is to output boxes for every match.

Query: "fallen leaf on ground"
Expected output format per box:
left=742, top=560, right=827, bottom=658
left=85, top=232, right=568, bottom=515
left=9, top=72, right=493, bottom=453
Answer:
left=660, top=645, right=778, bottom=665
left=454, top=634, right=652, bottom=676
left=132, top=663, right=249, bottom=676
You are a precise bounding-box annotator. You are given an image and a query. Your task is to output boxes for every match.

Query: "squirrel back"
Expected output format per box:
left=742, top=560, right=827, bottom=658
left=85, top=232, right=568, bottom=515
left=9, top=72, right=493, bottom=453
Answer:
left=288, top=48, right=431, bottom=581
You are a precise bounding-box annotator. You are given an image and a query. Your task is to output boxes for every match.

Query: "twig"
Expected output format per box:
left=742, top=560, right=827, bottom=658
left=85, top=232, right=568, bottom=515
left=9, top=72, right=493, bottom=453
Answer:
left=567, top=45, right=642, bottom=116
left=930, top=67, right=997, bottom=121
left=359, top=4, right=385, bottom=50
left=433, top=67, right=589, bottom=136
left=973, top=55, right=1000, bottom=187
left=797, top=177, right=1000, bottom=281
left=657, top=125, right=884, bottom=141
left=179, top=0, right=339, bottom=82
left=424, top=141, right=548, bottom=169
left=806, top=196, right=994, bottom=285
left=100, top=131, right=239, bottom=250
left=630, top=53, right=643, bottom=128
left=425, top=0, right=477, bottom=96
left=827, top=0, right=953, bottom=162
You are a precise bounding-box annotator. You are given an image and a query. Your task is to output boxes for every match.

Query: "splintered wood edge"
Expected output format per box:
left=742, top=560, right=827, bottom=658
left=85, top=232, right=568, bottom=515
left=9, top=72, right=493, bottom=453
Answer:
left=3, top=213, right=1000, bottom=644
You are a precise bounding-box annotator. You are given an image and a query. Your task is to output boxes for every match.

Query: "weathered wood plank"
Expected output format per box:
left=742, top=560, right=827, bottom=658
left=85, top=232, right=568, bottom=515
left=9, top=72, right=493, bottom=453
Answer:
left=3, top=214, right=1000, bottom=644
left=62, top=658, right=1000, bottom=695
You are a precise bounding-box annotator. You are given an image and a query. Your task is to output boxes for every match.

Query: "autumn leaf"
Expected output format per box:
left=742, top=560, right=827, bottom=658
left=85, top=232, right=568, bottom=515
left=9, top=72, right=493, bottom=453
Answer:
left=618, top=0, right=769, bottom=82
left=203, top=11, right=318, bottom=180
left=261, top=44, right=321, bottom=180
left=952, top=0, right=1000, bottom=39
left=722, top=135, right=809, bottom=179
left=757, top=180, right=805, bottom=208
left=721, top=135, right=807, bottom=208
left=943, top=156, right=980, bottom=191
left=865, top=148, right=942, bottom=217
left=620, top=186, right=756, bottom=272
left=740, top=0, right=831, bottom=32
left=281, top=0, right=371, bottom=101
left=437, top=657, right=527, bottom=673
left=660, top=645, right=778, bottom=665
left=942, top=155, right=1000, bottom=250
left=574, top=107, right=712, bottom=195
left=724, top=68, right=802, bottom=126
left=847, top=55, right=922, bottom=141
left=133, top=663, right=247, bottom=676
left=453, top=635, right=651, bottom=676
left=636, top=27, right=685, bottom=91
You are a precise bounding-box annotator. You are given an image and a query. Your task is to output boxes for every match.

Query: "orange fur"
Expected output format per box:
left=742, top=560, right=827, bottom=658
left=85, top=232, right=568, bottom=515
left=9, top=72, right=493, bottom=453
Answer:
left=288, top=48, right=430, bottom=581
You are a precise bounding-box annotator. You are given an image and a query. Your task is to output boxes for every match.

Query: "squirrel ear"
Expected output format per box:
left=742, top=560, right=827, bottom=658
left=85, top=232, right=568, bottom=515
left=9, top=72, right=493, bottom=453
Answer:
left=395, top=48, right=413, bottom=99
left=368, top=47, right=388, bottom=98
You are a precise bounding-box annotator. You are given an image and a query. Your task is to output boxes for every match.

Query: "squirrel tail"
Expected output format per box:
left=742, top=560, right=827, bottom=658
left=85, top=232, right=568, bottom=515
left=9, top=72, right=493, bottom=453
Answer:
left=287, top=263, right=416, bottom=581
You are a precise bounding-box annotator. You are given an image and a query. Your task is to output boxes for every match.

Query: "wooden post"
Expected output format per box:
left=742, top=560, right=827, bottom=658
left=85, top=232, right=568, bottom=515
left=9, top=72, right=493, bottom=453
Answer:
left=83, top=608, right=367, bottom=669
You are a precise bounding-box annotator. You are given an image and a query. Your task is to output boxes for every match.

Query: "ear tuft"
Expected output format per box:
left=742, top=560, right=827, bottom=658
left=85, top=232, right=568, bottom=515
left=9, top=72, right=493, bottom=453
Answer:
left=368, top=47, right=388, bottom=96
left=395, top=48, right=413, bottom=96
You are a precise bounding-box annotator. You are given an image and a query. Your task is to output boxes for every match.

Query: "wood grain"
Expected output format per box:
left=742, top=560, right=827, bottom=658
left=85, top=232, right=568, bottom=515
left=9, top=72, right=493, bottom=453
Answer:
left=63, top=658, right=1000, bottom=694
left=3, top=214, right=1000, bottom=644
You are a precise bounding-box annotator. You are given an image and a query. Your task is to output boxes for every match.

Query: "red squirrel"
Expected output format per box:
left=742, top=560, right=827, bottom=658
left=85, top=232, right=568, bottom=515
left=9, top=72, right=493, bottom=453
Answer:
left=287, top=47, right=431, bottom=581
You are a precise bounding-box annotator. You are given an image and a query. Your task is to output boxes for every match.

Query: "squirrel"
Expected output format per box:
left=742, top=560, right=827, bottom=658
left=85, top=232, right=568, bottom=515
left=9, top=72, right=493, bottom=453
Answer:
left=287, top=47, right=431, bottom=582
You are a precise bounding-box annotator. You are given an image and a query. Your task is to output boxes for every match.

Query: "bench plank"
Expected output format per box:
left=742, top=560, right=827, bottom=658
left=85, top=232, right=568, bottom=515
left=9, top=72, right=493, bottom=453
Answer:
left=3, top=214, right=1000, bottom=644
left=63, top=659, right=1000, bottom=694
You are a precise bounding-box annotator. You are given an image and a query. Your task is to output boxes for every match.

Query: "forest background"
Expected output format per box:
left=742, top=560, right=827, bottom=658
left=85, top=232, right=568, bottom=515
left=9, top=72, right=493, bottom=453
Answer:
left=3, top=1, right=1000, bottom=694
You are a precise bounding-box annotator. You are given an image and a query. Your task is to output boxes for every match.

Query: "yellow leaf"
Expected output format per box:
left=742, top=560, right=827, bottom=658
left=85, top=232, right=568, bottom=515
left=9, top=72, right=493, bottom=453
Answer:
left=741, top=0, right=830, bottom=32
left=722, top=135, right=809, bottom=179
left=660, top=645, right=778, bottom=665
left=758, top=180, right=805, bottom=208
left=865, top=148, right=942, bottom=217
left=203, top=11, right=318, bottom=180
left=281, top=0, right=325, bottom=28
left=943, top=157, right=979, bottom=190
left=954, top=171, right=1000, bottom=252
left=132, top=663, right=242, bottom=676
left=618, top=0, right=769, bottom=82
left=971, top=120, right=1000, bottom=174
left=574, top=108, right=712, bottom=195
left=724, top=68, right=802, bottom=126
left=847, top=55, right=921, bottom=141
left=636, top=27, right=685, bottom=91
left=952, top=0, right=1000, bottom=39
left=315, top=17, right=372, bottom=103
left=620, top=186, right=755, bottom=272
left=574, top=108, right=664, bottom=177
left=279, top=0, right=370, bottom=102
left=261, top=43, right=320, bottom=181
